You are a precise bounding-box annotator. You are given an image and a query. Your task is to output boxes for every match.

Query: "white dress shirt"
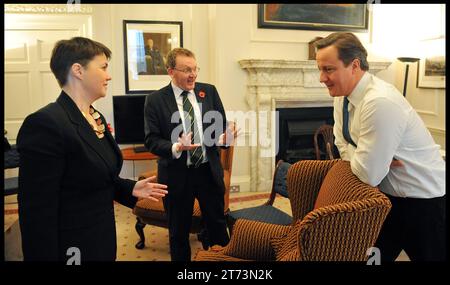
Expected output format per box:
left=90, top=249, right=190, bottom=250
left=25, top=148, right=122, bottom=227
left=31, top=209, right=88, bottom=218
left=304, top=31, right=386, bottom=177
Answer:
left=171, top=82, right=207, bottom=165
left=334, top=72, right=445, bottom=198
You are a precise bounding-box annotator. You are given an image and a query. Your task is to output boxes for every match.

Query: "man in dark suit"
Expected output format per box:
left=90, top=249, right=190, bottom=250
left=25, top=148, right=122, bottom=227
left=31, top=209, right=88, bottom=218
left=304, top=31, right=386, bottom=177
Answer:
left=145, top=38, right=166, bottom=75
left=144, top=47, right=235, bottom=261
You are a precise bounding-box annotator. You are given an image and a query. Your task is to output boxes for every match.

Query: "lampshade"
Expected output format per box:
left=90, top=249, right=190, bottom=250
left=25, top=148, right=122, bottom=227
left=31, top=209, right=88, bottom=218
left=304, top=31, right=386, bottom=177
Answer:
left=397, top=57, right=420, bottom=63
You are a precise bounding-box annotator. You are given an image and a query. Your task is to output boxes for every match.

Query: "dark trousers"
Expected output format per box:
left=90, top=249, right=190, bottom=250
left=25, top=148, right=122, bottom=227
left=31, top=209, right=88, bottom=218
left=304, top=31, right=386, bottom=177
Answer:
left=163, top=162, right=229, bottom=261
left=375, top=193, right=446, bottom=262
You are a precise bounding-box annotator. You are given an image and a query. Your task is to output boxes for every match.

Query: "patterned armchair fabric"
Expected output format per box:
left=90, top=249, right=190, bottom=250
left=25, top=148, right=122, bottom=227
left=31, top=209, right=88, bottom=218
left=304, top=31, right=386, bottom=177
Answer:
left=194, top=160, right=392, bottom=261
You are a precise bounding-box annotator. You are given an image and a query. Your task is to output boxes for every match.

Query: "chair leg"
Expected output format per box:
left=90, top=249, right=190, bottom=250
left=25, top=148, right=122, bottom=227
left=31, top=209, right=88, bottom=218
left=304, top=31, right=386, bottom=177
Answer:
left=135, top=217, right=146, bottom=250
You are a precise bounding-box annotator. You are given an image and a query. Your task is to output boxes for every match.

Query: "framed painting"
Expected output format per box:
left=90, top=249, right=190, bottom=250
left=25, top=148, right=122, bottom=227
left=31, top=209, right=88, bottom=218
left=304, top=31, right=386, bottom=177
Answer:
left=258, top=4, right=368, bottom=32
left=417, top=53, right=445, bottom=89
left=123, top=20, right=183, bottom=94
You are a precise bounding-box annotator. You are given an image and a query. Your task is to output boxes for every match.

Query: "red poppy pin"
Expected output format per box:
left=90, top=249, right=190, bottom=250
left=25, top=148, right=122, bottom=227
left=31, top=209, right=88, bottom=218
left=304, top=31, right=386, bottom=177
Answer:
left=199, top=91, right=206, bottom=98
left=107, top=123, right=114, bottom=134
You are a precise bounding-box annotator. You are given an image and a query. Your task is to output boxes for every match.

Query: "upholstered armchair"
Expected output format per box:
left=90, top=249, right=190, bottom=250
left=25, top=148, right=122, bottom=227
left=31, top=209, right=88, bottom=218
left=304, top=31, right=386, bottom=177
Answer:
left=194, top=160, right=392, bottom=261
left=227, top=160, right=292, bottom=234
left=133, top=144, right=234, bottom=250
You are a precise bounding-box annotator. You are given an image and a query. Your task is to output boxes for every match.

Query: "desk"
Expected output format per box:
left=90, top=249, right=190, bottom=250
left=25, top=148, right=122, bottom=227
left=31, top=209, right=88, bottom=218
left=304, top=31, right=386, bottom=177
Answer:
left=121, top=147, right=158, bottom=161
left=121, top=147, right=158, bottom=180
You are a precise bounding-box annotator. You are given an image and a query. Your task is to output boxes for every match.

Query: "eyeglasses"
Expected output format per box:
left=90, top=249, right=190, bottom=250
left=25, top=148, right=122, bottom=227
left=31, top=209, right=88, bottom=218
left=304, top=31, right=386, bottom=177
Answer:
left=172, top=67, right=200, bottom=75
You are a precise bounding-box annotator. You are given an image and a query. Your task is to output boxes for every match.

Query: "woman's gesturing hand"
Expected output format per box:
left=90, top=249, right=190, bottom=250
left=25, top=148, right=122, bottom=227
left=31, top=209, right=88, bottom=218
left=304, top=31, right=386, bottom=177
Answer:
left=132, top=175, right=168, bottom=202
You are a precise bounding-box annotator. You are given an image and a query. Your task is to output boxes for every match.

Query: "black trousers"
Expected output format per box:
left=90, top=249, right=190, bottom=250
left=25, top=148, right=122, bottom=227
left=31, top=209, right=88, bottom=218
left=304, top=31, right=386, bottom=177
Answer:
left=375, top=193, right=446, bottom=262
left=163, top=162, right=229, bottom=261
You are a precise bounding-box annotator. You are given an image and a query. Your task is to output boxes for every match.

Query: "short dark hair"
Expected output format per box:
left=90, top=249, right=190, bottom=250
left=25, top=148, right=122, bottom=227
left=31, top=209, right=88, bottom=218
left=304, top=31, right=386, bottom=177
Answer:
left=315, top=32, right=369, bottom=71
left=50, top=37, right=111, bottom=87
left=166, top=48, right=195, bottom=69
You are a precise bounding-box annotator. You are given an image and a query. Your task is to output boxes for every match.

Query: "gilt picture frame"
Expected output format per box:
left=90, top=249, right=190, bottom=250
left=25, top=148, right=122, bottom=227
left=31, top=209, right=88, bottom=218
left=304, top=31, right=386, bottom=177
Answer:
left=257, top=4, right=368, bottom=32
left=417, top=52, right=445, bottom=89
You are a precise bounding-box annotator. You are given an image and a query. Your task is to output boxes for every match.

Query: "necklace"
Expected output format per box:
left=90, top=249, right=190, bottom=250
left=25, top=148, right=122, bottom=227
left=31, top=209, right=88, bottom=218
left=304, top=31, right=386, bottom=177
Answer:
left=82, top=107, right=105, bottom=138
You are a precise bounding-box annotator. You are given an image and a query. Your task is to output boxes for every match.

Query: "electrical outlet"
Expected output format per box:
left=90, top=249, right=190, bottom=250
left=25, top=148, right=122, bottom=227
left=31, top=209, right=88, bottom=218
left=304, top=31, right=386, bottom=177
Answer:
left=230, top=185, right=240, bottom=193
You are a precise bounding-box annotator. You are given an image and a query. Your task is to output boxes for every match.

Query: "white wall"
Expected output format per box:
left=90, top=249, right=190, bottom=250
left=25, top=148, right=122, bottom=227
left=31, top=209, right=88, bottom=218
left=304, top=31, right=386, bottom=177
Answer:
left=369, top=4, right=446, bottom=149
left=91, top=4, right=196, bottom=179
left=57, top=3, right=450, bottom=187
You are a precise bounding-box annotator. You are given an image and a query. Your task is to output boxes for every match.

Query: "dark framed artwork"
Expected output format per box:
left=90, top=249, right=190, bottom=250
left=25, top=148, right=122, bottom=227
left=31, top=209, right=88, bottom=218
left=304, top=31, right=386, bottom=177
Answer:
left=417, top=39, right=445, bottom=89
left=258, top=4, right=368, bottom=32
left=123, top=20, right=183, bottom=94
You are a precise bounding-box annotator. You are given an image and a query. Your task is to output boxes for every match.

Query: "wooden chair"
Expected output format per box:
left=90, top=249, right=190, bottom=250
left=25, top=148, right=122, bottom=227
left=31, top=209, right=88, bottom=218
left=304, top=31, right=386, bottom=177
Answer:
left=132, top=144, right=235, bottom=250
left=314, top=124, right=336, bottom=160
left=194, top=160, right=392, bottom=261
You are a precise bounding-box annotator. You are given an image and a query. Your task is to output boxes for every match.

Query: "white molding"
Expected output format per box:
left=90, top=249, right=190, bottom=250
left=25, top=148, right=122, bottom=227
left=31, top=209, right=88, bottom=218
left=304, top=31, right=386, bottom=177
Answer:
left=415, top=92, right=440, bottom=117
left=5, top=4, right=93, bottom=14
left=230, top=175, right=251, bottom=193
left=239, top=59, right=391, bottom=77
left=428, top=127, right=446, bottom=152
left=5, top=12, right=93, bottom=143
left=416, top=109, right=438, bottom=116
left=428, top=126, right=445, bottom=136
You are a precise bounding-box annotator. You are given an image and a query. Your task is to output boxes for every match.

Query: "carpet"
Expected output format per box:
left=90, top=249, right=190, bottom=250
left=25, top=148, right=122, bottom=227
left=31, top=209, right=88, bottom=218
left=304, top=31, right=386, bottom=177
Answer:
left=4, top=192, right=410, bottom=261
left=4, top=192, right=291, bottom=261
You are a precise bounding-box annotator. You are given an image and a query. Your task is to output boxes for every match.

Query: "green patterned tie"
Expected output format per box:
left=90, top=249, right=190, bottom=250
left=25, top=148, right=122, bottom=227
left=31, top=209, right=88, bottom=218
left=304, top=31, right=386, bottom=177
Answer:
left=181, top=91, right=203, bottom=167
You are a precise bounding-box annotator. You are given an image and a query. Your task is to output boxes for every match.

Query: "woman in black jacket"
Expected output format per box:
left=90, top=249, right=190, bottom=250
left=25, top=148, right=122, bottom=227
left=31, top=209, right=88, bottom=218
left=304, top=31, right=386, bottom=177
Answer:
left=17, top=37, right=168, bottom=262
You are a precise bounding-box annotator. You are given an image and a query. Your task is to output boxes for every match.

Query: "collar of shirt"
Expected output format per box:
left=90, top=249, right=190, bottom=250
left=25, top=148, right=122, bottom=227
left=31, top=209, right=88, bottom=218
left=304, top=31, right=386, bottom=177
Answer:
left=346, top=72, right=371, bottom=112
left=171, top=81, right=194, bottom=100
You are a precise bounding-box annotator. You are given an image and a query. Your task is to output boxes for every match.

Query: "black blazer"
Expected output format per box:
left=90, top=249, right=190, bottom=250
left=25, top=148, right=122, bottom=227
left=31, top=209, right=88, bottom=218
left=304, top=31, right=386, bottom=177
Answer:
left=144, top=82, right=227, bottom=195
left=17, top=91, right=137, bottom=261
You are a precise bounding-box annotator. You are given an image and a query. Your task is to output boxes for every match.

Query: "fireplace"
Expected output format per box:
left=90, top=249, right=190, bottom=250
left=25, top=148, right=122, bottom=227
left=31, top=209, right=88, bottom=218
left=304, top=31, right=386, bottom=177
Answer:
left=276, top=107, right=337, bottom=164
left=239, top=59, right=391, bottom=192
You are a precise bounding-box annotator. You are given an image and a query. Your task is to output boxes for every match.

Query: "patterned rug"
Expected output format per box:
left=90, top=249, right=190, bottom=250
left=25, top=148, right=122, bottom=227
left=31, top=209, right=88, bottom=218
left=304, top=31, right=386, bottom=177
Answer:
left=115, top=192, right=290, bottom=261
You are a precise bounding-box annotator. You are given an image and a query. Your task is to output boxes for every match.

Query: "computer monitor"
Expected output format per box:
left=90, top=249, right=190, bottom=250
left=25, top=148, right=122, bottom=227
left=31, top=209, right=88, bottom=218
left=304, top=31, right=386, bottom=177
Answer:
left=112, top=94, right=148, bottom=152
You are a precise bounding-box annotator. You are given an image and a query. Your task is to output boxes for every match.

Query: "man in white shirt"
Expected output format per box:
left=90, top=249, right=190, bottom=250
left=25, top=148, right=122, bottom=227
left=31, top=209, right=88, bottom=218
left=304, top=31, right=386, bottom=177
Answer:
left=315, top=32, right=446, bottom=262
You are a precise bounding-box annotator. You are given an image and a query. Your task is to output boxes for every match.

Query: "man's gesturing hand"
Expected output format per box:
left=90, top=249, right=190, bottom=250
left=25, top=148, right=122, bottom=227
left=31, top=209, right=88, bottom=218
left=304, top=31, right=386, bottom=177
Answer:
left=176, top=132, right=201, bottom=152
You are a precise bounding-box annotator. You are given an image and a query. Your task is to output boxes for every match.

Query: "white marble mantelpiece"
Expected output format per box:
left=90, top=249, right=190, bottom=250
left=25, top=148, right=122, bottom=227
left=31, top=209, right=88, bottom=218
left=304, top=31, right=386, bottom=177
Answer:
left=239, top=59, right=391, bottom=192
